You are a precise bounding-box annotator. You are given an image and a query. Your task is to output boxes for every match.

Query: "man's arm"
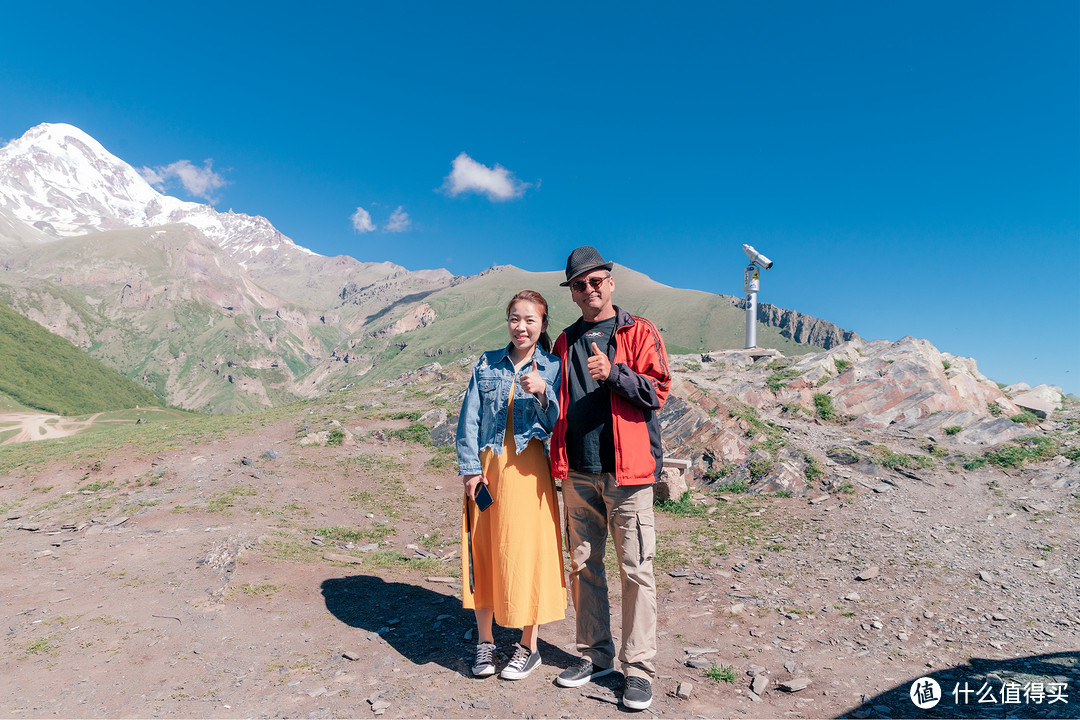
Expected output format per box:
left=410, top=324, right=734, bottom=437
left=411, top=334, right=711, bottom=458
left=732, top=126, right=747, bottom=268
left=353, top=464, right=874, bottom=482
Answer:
left=606, top=319, right=670, bottom=411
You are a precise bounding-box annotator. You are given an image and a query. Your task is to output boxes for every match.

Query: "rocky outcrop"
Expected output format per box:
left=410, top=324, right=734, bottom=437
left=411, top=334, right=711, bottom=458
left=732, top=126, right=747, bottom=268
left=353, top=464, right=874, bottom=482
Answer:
left=660, top=378, right=751, bottom=468
left=373, top=304, right=437, bottom=338
left=726, top=296, right=860, bottom=349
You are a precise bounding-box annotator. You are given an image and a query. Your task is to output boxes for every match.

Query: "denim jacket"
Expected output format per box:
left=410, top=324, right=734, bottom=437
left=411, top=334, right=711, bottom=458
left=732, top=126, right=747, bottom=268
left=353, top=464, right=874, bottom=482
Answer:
left=456, top=344, right=561, bottom=476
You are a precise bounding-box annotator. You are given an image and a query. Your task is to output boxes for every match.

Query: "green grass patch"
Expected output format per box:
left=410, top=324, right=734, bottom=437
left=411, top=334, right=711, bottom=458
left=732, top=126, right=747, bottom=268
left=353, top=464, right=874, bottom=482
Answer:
left=984, top=436, right=1059, bottom=468
left=963, top=456, right=987, bottom=470
left=656, top=491, right=708, bottom=517
left=327, top=428, right=346, bottom=446
left=1011, top=410, right=1041, bottom=425
left=813, top=393, right=836, bottom=421
left=76, top=479, right=114, bottom=493
left=713, top=478, right=749, bottom=494
left=23, top=636, right=59, bottom=657
left=834, top=358, right=852, bottom=373
left=235, top=583, right=279, bottom=599
left=425, top=445, right=457, bottom=472
left=387, top=423, right=431, bottom=446
left=766, top=369, right=800, bottom=392
left=702, top=464, right=733, bottom=481
left=944, top=425, right=962, bottom=435
left=873, top=446, right=935, bottom=471
left=206, top=484, right=258, bottom=513
left=746, top=458, right=773, bottom=481
left=705, top=664, right=737, bottom=683
left=311, top=525, right=392, bottom=543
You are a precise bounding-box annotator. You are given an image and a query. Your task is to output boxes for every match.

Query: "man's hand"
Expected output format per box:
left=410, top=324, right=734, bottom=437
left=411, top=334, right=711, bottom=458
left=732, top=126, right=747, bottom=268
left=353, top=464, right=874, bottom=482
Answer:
left=519, top=359, right=547, bottom=396
left=462, top=473, right=488, bottom=501
left=588, top=342, right=611, bottom=382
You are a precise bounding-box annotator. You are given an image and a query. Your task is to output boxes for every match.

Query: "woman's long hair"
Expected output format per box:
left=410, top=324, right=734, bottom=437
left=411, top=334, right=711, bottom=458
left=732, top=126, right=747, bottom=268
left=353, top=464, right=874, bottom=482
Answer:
left=505, top=290, right=552, bottom=352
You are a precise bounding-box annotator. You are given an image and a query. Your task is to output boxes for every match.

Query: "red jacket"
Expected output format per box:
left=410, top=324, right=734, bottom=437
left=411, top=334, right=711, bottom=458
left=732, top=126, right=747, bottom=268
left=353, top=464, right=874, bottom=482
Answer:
left=551, top=306, right=671, bottom=486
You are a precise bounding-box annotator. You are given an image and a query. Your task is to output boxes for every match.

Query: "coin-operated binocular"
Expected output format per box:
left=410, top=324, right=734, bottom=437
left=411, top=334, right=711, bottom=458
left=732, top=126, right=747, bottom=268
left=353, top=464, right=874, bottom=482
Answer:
left=742, top=244, right=773, bottom=348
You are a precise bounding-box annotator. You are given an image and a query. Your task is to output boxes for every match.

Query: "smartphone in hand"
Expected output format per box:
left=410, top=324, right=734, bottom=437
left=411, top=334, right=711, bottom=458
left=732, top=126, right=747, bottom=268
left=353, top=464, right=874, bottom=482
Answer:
left=474, top=483, right=494, bottom=511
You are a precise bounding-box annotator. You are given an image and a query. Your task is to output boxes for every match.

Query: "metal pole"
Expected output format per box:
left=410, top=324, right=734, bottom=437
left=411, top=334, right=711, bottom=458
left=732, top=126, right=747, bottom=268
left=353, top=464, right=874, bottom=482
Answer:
left=744, top=264, right=759, bottom=349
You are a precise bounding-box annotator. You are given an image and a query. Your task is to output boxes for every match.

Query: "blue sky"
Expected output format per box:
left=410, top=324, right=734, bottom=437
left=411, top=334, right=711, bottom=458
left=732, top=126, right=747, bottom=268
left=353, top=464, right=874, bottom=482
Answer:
left=2, top=1, right=1077, bottom=392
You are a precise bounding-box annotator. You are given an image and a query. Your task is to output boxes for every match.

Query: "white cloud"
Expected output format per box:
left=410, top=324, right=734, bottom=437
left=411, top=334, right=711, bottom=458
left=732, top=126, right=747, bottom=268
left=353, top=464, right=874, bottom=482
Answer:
left=385, top=206, right=411, bottom=232
left=139, top=159, right=228, bottom=202
left=442, top=152, right=530, bottom=201
left=351, top=206, right=376, bottom=233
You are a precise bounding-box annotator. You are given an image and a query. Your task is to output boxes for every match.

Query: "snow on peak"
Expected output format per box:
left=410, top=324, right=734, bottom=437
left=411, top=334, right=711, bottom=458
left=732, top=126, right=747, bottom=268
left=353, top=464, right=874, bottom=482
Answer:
left=0, top=122, right=317, bottom=264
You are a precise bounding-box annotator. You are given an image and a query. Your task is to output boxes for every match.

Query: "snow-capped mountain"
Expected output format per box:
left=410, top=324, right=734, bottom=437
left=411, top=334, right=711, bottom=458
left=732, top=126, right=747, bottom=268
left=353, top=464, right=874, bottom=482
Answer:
left=0, top=123, right=316, bottom=266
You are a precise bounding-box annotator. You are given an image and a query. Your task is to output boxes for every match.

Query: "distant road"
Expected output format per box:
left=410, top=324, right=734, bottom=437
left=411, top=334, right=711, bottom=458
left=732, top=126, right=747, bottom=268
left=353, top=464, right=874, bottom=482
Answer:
left=0, top=412, right=104, bottom=445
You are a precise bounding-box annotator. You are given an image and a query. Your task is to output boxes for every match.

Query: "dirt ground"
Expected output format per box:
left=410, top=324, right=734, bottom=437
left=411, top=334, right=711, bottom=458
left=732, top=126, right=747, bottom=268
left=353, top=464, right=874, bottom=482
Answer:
left=0, top=412, right=104, bottom=445
left=1, top=388, right=1077, bottom=720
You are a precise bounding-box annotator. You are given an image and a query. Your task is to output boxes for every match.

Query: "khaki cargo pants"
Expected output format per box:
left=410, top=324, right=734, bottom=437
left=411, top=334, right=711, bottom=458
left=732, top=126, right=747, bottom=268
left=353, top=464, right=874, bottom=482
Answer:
left=563, top=470, right=657, bottom=680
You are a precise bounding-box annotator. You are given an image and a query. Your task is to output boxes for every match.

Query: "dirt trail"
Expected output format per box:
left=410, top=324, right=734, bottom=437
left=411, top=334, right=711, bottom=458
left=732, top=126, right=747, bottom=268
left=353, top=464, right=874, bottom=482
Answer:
left=0, top=412, right=103, bottom=445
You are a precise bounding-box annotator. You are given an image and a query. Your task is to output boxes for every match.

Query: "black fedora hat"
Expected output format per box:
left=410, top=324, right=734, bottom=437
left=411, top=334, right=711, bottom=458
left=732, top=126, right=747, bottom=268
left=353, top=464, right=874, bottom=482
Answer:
left=560, top=246, right=614, bottom=286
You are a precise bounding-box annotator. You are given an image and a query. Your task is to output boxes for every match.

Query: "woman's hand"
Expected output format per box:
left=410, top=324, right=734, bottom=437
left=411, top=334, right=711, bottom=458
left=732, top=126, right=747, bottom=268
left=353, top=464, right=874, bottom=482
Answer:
left=462, top=473, right=488, bottom=501
left=518, top=360, right=547, bottom=405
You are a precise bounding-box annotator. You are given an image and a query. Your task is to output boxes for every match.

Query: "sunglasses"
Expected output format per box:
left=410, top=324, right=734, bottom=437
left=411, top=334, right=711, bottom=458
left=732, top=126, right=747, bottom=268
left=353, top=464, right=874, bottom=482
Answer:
left=571, top=276, right=610, bottom=293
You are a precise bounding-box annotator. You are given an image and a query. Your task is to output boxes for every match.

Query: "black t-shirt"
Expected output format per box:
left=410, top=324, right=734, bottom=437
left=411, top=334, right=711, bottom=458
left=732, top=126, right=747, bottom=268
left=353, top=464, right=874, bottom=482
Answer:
left=565, top=316, right=617, bottom=473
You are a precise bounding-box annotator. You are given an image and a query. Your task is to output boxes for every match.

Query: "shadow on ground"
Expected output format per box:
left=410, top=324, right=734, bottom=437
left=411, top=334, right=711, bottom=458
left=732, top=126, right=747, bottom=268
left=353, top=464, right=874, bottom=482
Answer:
left=840, top=651, right=1079, bottom=719
left=321, top=575, right=576, bottom=677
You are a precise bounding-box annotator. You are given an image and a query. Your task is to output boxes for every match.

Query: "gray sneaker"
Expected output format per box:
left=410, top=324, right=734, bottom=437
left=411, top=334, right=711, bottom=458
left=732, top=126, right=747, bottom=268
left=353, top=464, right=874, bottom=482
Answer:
left=555, top=656, right=616, bottom=687
left=471, top=641, right=496, bottom=677
left=622, top=676, right=653, bottom=710
left=499, top=643, right=541, bottom=680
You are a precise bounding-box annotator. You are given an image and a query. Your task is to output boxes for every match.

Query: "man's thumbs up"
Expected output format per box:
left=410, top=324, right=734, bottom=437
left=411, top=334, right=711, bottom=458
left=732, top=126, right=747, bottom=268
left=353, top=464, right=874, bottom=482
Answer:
left=588, top=341, right=611, bottom=382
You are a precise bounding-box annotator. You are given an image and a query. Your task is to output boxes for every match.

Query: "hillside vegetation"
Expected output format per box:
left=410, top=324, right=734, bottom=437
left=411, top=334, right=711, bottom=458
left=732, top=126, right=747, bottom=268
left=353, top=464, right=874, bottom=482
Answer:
left=353, top=265, right=816, bottom=383
left=0, top=300, right=157, bottom=415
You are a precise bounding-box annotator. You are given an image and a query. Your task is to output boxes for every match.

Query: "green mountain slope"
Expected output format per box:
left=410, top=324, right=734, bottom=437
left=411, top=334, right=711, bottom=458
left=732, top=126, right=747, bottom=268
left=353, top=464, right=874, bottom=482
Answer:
left=0, top=300, right=157, bottom=415
left=351, top=265, right=818, bottom=383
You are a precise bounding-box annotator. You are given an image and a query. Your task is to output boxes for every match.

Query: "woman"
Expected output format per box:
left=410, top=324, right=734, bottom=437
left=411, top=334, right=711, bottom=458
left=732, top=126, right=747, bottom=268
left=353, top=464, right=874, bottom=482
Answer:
left=456, top=289, right=566, bottom=680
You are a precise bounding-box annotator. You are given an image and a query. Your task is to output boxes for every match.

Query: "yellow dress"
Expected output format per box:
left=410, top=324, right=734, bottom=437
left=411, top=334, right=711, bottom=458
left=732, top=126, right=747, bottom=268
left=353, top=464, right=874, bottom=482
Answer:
left=461, top=384, right=567, bottom=628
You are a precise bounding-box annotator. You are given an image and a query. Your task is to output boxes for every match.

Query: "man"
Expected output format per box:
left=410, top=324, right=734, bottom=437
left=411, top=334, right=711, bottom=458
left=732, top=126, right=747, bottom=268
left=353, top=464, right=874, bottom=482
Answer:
left=550, top=246, right=671, bottom=711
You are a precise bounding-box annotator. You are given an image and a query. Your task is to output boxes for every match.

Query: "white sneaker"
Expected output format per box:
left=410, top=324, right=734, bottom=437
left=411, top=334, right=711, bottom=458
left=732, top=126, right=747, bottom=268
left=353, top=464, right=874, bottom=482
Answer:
left=499, top=643, right=541, bottom=680
left=471, top=641, right=496, bottom=677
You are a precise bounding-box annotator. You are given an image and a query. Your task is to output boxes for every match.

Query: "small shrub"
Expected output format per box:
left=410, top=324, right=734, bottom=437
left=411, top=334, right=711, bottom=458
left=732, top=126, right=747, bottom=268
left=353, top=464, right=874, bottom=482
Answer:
left=746, top=459, right=773, bottom=481
left=655, top=491, right=707, bottom=517
left=327, top=428, right=346, bottom=447
left=834, top=358, right=852, bottom=373
left=988, top=402, right=1003, bottom=417
left=705, top=664, right=738, bottom=684
left=984, top=436, right=1057, bottom=468
left=963, top=456, right=987, bottom=470
left=942, top=360, right=952, bottom=371
left=702, top=464, right=734, bottom=481
left=926, top=443, right=948, bottom=458
left=766, top=369, right=800, bottom=392
left=387, top=423, right=431, bottom=445
left=874, top=446, right=935, bottom=471
left=714, top=478, right=750, bottom=494
left=804, top=453, right=824, bottom=483
left=782, top=403, right=808, bottom=417
left=1011, top=410, right=1040, bottom=425
left=813, top=393, right=836, bottom=421
left=944, top=425, right=962, bottom=436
